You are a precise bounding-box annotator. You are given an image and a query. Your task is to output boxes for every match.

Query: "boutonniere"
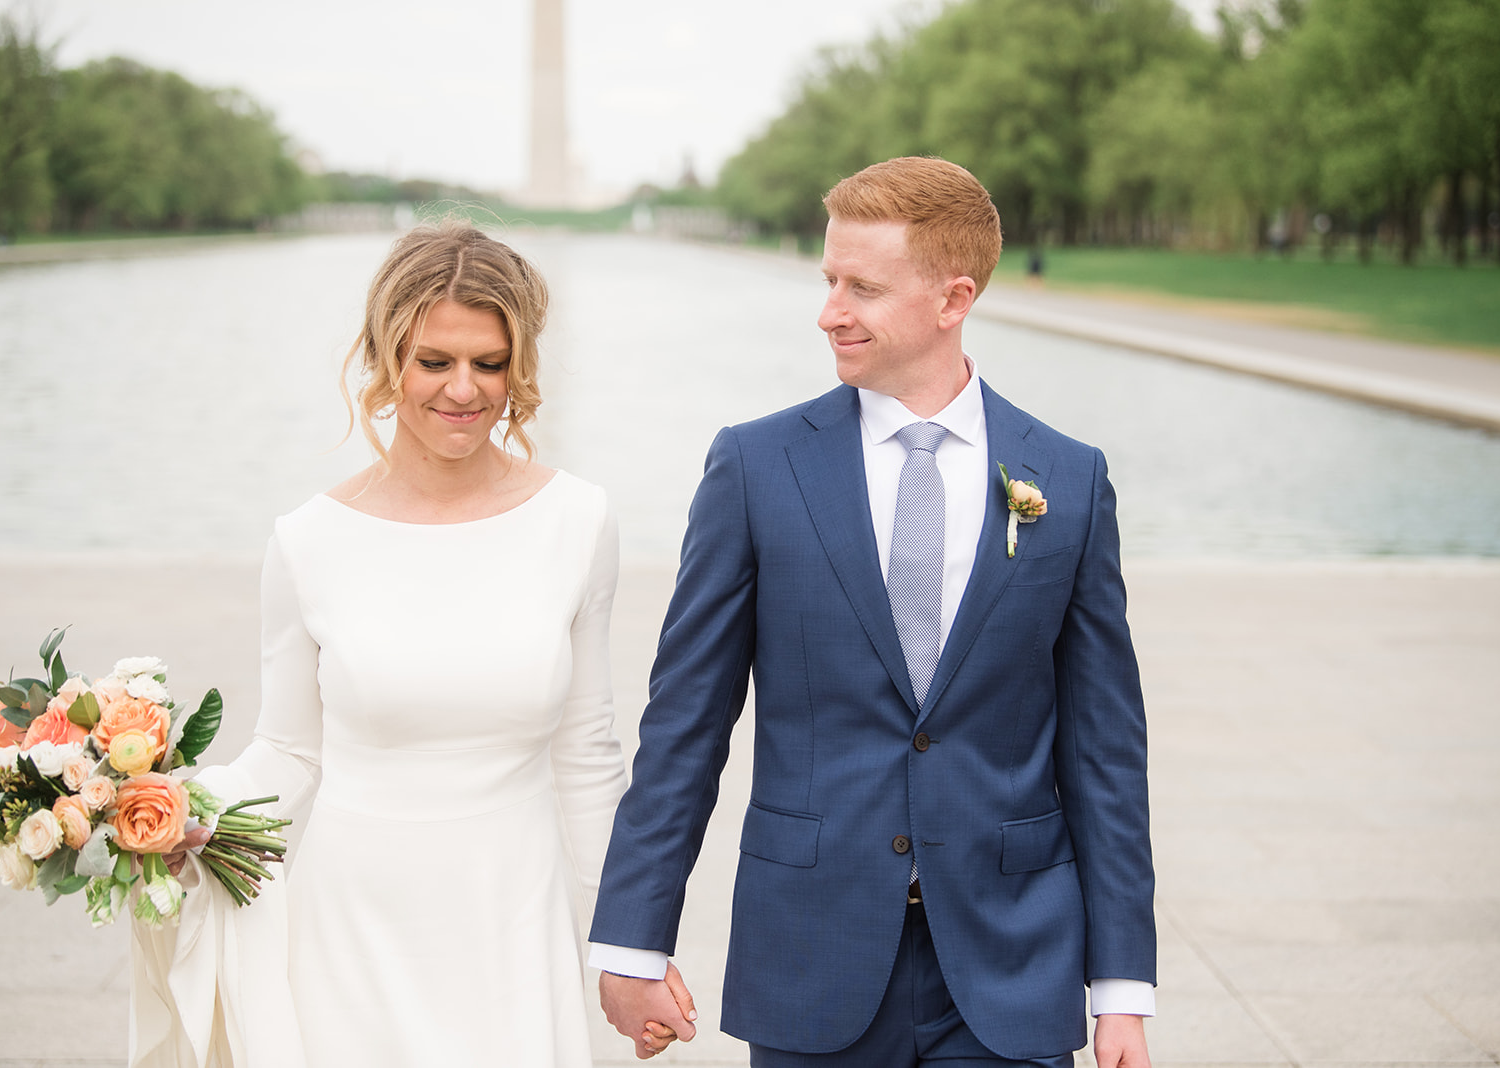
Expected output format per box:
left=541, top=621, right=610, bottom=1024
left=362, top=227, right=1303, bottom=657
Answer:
left=998, top=463, right=1047, bottom=558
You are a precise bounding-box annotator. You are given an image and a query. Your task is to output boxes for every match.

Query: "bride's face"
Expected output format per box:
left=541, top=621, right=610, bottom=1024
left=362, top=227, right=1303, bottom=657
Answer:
left=393, top=300, right=511, bottom=462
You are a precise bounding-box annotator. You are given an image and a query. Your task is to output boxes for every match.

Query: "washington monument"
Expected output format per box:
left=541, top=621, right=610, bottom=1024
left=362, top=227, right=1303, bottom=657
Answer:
left=526, top=0, right=573, bottom=206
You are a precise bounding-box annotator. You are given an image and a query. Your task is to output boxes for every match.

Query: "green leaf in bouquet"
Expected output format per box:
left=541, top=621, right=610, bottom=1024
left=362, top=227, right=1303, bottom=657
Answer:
left=16, top=753, right=60, bottom=793
left=65, top=691, right=101, bottom=729
left=26, top=682, right=50, bottom=717
left=38, top=626, right=70, bottom=668
left=49, top=652, right=67, bottom=693
left=54, top=873, right=90, bottom=895
left=37, top=848, right=74, bottom=904
left=174, top=688, right=223, bottom=767
left=2, top=704, right=32, bottom=731
left=76, top=825, right=116, bottom=877
left=0, top=683, right=28, bottom=708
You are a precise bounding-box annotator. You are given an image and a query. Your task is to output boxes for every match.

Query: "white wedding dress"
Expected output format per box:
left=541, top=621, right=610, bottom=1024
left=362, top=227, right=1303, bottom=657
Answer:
left=130, top=472, right=628, bottom=1067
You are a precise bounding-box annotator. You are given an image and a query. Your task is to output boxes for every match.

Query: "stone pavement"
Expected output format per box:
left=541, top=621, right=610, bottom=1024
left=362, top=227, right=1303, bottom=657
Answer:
left=3, top=557, right=1497, bottom=1068
left=3, top=290, right=1497, bottom=1066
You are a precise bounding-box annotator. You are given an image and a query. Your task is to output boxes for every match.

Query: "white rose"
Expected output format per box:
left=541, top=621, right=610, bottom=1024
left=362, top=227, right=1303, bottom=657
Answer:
left=18, top=809, right=63, bottom=860
left=113, top=657, right=167, bottom=679
left=124, top=675, right=170, bottom=705
left=0, top=842, right=37, bottom=890
left=92, top=676, right=128, bottom=706
left=24, top=740, right=84, bottom=778
left=0, top=745, right=18, bottom=772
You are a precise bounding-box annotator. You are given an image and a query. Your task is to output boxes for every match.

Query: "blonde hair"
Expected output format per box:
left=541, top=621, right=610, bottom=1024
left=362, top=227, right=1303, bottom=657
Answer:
left=823, top=157, right=1002, bottom=295
left=341, top=221, right=548, bottom=464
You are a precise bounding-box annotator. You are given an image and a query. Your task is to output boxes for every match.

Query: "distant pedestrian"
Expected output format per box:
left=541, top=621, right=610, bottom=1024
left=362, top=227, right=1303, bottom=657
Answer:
left=1026, top=246, right=1045, bottom=286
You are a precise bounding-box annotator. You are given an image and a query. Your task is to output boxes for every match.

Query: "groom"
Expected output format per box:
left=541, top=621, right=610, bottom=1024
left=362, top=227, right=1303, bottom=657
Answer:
left=590, top=156, right=1156, bottom=1067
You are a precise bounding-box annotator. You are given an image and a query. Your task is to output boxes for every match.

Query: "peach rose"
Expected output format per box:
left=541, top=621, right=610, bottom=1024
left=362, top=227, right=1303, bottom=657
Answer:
left=1008, top=479, right=1048, bottom=515
left=61, top=755, right=94, bottom=792
left=78, top=775, right=117, bottom=813
left=111, top=772, right=189, bottom=854
left=92, top=697, right=170, bottom=762
left=53, top=795, right=92, bottom=850
left=0, top=717, right=24, bottom=747
left=108, top=730, right=158, bottom=777
left=22, top=704, right=90, bottom=751
left=18, top=809, right=63, bottom=860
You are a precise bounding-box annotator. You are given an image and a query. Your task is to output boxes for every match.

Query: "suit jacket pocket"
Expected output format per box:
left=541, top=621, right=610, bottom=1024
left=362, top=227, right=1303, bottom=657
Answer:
left=1009, top=546, right=1077, bottom=588
left=1000, top=809, right=1075, bottom=874
left=740, top=801, right=822, bottom=868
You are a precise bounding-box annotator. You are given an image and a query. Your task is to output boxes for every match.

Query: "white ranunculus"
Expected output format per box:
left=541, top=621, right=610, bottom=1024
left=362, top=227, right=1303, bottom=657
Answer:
left=24, top=740, right=84, bottom=778
left=113, top=656, right=167, bottom=679
left=124, top=674, right=170, bottom=705
left=0, top=842, right=37, bottom=890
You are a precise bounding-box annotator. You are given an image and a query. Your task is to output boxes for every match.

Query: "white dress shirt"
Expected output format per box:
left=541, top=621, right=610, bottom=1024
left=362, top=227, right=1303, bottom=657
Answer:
left=590, top=361, right=1155, bottom=1018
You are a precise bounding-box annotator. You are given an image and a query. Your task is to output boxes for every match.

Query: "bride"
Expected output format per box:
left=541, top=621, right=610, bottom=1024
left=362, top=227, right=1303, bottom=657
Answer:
left=133, top=222, right=686, bottom=1066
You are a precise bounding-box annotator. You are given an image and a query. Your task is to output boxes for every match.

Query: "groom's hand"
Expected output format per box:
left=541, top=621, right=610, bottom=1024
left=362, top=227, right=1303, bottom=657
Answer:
left=600, top=962, right=698, bottom=1059
left=1093, top=1014, right=1150, bottom=1068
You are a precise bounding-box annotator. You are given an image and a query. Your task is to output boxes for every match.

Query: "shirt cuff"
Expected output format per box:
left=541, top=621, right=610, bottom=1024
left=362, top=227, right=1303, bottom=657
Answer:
left=1089, top=978, right=1156, bottom=1017
left=587, top=943, right=669, bottom=980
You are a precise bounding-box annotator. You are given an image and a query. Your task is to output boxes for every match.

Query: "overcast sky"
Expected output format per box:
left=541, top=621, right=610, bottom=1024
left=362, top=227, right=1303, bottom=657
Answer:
left=10, top=0, right=1223, bottom=200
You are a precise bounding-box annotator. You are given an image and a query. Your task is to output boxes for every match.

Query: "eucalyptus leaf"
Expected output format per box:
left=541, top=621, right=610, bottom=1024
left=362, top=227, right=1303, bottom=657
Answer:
left=38, top=626, right=70, bottom=666
left=0, top=684, right=27, bottom=708
left=175, top=688, right=223, bottom=766
left=26, top=682, right=50, bottom=716
left=66, top=691, right=100, bottom=729
left=49, top=652, right=67, bottom=692
left=8, top=676, right=46, bottom=694
left=2, top=705, right=32, bottom=731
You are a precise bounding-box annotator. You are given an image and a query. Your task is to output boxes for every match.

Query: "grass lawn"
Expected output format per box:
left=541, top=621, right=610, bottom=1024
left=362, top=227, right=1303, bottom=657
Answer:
left=993, top=247, right=1500, bottom=354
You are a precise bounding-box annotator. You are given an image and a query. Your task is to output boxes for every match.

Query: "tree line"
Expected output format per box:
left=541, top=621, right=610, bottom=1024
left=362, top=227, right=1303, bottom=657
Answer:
left=0, top=16, right=308, bottom=239
left=715, top=0, right=1500, bottom=264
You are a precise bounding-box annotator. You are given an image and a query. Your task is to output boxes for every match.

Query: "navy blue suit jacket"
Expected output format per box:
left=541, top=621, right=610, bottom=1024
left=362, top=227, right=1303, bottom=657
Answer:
left=591, top=381, right=1155, bottom=1057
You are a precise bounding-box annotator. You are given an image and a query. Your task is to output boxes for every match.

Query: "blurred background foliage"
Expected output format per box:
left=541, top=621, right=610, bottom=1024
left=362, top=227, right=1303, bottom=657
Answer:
left=3, top=0, right=1498, bottom=267
left=718, top=0, right=1500, bottom=265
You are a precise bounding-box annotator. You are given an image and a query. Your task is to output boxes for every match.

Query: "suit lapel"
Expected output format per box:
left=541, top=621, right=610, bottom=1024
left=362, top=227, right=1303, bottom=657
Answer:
left=786, top=386, right=918, bottom=712
left=921, top=381, right=1052, bottom=721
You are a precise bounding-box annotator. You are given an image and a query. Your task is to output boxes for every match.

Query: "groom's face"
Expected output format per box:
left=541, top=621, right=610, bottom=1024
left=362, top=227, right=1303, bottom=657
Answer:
left=818, top=217, right=953, bottom=399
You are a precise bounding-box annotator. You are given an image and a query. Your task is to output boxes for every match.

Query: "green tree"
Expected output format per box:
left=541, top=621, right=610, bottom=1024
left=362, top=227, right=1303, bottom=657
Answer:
left=0, top=14, right=57, bottom=238
left=47, top=57, right=306, bottom=231
left=717, top=42, right=898, bottom=236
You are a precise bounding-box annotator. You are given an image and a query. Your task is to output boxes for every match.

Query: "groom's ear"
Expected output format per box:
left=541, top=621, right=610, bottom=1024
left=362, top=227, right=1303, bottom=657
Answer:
left=937, top=276, right=977, bottom=329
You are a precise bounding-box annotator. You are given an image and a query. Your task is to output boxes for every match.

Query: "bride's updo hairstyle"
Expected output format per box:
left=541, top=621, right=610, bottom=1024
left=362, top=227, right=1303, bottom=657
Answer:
left=342, top=220, right=548, bottom=464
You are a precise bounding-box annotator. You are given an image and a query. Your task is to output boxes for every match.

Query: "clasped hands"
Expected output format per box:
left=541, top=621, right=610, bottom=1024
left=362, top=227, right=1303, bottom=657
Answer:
left=600, top=963, right=697, bottom=1059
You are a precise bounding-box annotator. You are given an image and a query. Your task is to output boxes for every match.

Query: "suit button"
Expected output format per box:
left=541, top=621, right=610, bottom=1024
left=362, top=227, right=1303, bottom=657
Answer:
left=892, top=834, right=911, bottom=855
left=913, top=732, right=930, bottom=752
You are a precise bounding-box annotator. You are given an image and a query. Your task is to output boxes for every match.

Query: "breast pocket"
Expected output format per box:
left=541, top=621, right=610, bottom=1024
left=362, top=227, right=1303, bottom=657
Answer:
left=1009, top=546, right=1077, bottom=589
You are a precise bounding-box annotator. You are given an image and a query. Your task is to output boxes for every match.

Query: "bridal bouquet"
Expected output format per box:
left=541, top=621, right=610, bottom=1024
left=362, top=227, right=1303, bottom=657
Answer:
left=0, top=628, right=288, bottom=926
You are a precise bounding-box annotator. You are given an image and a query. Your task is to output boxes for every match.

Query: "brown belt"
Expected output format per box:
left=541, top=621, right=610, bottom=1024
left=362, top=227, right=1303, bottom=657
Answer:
left=907, top=878, right=922, bottom=905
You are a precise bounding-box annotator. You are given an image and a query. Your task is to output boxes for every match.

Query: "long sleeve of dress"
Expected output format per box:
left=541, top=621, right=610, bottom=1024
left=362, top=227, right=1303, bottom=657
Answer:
left=551, top=500, right=628, bottom=917
left=191, top=532, right=322, bottom=841
left=130, top=533, right=318, bottom=1068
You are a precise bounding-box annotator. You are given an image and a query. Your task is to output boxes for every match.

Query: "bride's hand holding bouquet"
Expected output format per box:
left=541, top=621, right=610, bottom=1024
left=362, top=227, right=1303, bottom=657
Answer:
left=0, top=628, right=289, bottom=926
